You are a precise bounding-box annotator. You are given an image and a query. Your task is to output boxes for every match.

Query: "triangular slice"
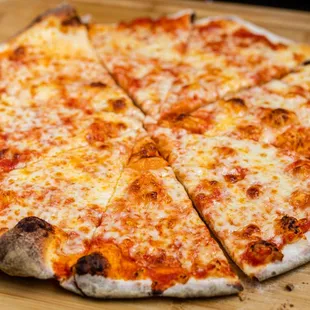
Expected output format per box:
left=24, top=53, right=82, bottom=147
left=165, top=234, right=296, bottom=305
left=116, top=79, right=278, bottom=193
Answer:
left=0, top=4, right=142, bottom=118
left=89, top=10, right=194, bottom=117
left=69, top=134, right=242, bottom=298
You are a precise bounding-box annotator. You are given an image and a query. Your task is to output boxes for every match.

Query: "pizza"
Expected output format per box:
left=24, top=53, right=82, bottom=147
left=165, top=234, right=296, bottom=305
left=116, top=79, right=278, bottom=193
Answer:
left=147, top=63, right=310, bottom=280
left=0, top=5, right=242, bottom=298
left=1, top=3, right=310, bottom=300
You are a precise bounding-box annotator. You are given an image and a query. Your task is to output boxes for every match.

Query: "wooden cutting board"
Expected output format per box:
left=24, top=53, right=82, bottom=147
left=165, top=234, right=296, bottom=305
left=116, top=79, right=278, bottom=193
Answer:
left=0, top=0, right=310, bottom=309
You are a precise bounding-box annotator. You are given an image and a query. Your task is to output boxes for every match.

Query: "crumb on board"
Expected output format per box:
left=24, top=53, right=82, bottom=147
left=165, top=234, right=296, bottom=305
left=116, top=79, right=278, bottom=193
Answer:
left=238, top=293, right=246, bottom=301
left=285, top=284, right=294, bottom=292
left=277, top=303, right=293, bottom=310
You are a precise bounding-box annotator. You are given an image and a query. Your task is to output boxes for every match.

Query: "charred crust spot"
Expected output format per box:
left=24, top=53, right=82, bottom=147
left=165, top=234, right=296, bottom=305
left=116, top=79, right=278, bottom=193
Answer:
left=246, top=185, right=262, bottom=199
left=90, top=82, right=106, bottom=88
left=16, top=217, right=53, bottom=235
left=152, top=289, right=163, bottom=296
left=234, top=283, right=244, bottom=292
left=190, top=13, right=196, bottom=23
left=31, top=4, right=78, bottom=25
left=303, top=60, right=310, bottom=66
left=61, top=16, right=81, bottom=27
left=75, top=253, right=110, bottom=276
left=279, top=215, right=301, bottom=235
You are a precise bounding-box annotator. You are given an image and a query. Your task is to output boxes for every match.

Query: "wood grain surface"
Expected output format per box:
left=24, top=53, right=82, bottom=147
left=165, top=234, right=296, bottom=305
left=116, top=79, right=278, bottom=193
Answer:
left=0, top=0, right=310, bottom=309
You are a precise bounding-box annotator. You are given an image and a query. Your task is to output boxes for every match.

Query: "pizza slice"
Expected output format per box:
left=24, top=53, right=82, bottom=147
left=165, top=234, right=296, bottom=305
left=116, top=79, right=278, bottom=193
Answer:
left=66, top=134, right=242, bottom=298
left=89, top=10, right=194, bottom=117
left=151, top=62, right=310, bottom=159
left=158, top=16, right=310, bottom=119
left=0, top=4, right=143, bottom=118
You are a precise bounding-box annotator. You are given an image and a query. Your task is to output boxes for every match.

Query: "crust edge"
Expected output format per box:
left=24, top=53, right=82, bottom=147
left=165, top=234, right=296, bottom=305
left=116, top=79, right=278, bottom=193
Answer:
left=74, top=274, right=242, bottom=298
left=195, top=15, right=293, bottom=44
left=253, top=232, right=310, bottom=281
left=0, top=217, right=56, bottom=279
left=7, top=4, right=80, bottom=42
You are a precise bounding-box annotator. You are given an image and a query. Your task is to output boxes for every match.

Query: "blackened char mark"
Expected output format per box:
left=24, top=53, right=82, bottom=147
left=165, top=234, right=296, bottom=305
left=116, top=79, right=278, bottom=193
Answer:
left=75, top=253, right=110, bottom=276
left=16, top=216, right=53, bottom=235
left=302, top=60, right=310, bottom=66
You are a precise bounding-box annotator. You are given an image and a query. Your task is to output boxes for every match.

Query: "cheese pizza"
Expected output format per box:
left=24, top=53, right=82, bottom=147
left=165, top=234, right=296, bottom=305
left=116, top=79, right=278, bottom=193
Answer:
left=1, top=3, right=310, bottom=300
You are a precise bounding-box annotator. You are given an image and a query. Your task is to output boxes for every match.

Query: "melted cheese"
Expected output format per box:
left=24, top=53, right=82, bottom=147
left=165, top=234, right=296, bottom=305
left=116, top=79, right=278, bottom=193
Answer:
left=151, top=131, right=310, bottom=276
left=0, top=145, right=132, bottom=254
left=158, top=18, right=310, bottom=119
left=89, top=148, right=237, bottom=290
left=89, top=12, right=193, bottom=117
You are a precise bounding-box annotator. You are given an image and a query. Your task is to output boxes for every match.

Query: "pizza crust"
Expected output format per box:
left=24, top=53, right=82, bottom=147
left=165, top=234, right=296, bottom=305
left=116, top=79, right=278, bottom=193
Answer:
left=254, top=232, right=310, bottom=281
left=61, top=276, right=84, bottom=296
left=7, top=3, right=80, bottom=41
left=74, top=274, right=242, bottom=298
left=75, top=274, right=153, bottom=298
left=195, top=15, right=293, bottom=44
left=162, top=278, right=242, bottom=298
left=167, top=9, right=195, bottom=21
left=0, top=217, right=55, bottom=279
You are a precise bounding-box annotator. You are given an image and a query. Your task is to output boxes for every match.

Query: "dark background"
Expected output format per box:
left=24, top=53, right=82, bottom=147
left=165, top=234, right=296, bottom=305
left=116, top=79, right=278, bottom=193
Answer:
left=217, top=1, right=310, bottom=11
